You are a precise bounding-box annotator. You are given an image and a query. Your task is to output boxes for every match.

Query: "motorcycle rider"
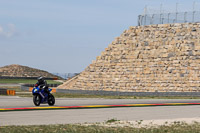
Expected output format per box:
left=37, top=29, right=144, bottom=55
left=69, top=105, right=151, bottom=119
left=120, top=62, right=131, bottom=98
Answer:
left=35, top=77, right=49, bottom=93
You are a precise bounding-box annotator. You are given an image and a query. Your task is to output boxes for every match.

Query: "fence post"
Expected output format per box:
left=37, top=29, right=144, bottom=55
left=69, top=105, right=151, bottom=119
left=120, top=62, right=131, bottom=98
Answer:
left=138, top=15, right=141, bottom=26
left=168, top=13, right=170, bottom=23
left=139, top=15, right=144, bottom=26
left=176, top=12, right=178, bottom=23
left=184, top=12, right=187, bottom=23
left=160, top=14, right=162, bottom=24
left=144, top=15, right=147, bottom=25
left=150, top=14, right=155, bottom=24
left=176, top=3, right=178, bottom=23
left=162, top=18, right=164, bottom=24
left=193, top=1, right=196, bottom=22
left=193, top=11, right=195, bottom=22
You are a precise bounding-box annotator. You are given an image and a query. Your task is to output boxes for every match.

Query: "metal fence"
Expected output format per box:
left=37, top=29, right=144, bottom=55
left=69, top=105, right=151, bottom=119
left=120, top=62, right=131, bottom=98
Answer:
left=138, top=11, right=200, bottom=26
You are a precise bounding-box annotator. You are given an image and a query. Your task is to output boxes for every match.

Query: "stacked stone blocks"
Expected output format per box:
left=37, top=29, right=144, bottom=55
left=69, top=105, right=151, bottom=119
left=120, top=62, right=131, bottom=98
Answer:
left=58, top=23, right=200, bottom=92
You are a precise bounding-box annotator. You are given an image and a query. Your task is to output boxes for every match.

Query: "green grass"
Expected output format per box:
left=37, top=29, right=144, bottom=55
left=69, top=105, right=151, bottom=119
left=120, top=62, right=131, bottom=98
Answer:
left=0, top=79, right=62, bottom=84
left=1, top=122, right=200, bottom=133
left=0, top=86, right=200, bottom=99
left=2, top=86, right=200, bottom=100
left=106, top=118, right=119, bottom=123
left=0, top=86, right=198, bottom=99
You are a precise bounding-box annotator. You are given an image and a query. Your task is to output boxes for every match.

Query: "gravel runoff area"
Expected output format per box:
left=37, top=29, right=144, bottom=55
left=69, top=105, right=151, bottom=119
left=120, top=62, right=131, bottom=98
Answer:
left=82, top=117, right=200, bottom=128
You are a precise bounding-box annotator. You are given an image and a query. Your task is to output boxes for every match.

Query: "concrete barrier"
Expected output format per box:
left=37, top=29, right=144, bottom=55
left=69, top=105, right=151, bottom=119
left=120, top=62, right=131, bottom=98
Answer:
left=0, top=88, right=7, bottom=95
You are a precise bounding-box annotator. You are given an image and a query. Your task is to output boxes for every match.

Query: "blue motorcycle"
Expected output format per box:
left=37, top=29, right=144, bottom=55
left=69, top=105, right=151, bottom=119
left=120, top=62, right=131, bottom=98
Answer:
left=32, top=87, right=55, bottom=106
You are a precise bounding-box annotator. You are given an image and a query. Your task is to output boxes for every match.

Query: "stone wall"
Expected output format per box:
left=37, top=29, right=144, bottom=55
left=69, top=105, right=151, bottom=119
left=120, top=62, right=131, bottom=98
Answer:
left=58, top=23, right=200, bottom=92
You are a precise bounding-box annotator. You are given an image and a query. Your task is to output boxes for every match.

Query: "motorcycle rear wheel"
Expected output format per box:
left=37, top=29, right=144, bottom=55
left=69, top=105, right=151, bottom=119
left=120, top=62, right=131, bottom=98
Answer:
left=48, top=94, right=55, bottom=106
left=33, top=94, right=41, bottom=106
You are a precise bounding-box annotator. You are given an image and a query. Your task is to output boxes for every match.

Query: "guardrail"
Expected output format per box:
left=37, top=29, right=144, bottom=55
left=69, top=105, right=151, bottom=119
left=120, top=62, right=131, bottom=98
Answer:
left=0, top=88, right=15, bottom=95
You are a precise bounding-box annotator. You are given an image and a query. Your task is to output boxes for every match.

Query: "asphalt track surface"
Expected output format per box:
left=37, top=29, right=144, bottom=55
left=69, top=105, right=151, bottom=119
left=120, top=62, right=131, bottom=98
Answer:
left=1, top=96, right=200, bottom=126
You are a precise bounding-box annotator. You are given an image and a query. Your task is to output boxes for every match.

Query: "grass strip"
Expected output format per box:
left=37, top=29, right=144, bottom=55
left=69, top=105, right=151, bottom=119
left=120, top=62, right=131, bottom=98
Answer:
left=2, top=86, right=200, bottom=99
left=1, top=122, right=200, bottom=133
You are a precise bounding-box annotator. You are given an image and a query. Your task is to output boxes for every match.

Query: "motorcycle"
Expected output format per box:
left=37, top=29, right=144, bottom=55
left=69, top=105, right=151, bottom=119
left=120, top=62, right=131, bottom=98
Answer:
left=32, top=86, right=55, bottom=106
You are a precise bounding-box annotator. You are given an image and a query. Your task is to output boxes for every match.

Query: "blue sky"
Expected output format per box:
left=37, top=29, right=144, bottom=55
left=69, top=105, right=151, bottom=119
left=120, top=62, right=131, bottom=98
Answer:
left=0, top=0, right=198, bottom=73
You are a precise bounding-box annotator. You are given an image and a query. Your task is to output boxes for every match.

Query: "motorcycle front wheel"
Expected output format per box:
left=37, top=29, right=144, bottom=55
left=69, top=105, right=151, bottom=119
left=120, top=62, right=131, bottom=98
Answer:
left=33, top=94, right=41, bottom=106
left=48, top=94, right=55, bottom=106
